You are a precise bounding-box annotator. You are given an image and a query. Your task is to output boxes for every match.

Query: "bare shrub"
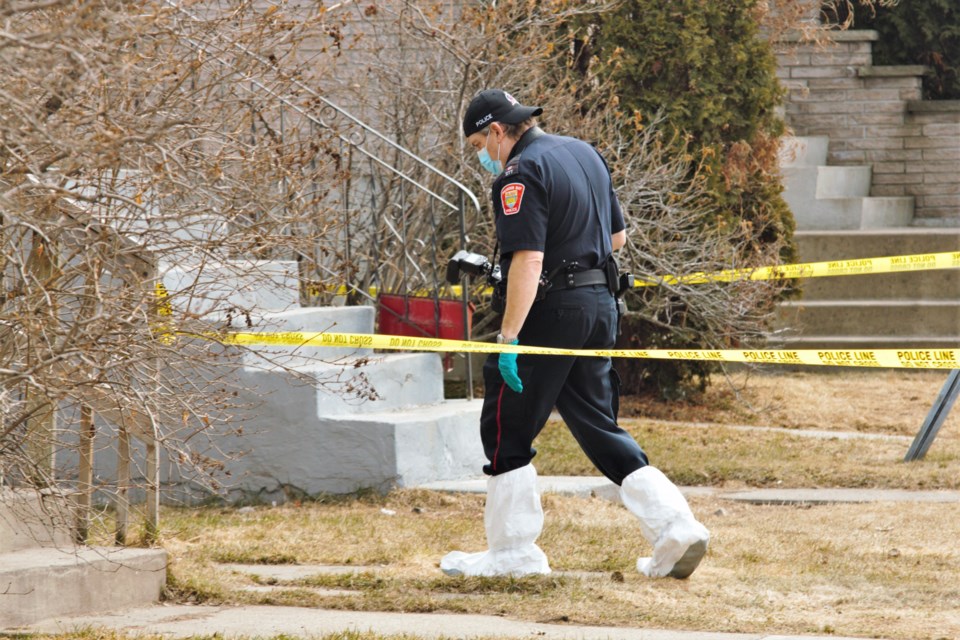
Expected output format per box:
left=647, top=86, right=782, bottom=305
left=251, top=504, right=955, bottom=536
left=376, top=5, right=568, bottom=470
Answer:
left=0, top=0, right=361, bottom=530
left=328, top=1, right=790, bottom=348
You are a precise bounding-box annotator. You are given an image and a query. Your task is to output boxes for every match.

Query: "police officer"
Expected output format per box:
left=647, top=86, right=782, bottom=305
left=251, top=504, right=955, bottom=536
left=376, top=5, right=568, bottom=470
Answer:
left=440, top=89, right=709, bottom=580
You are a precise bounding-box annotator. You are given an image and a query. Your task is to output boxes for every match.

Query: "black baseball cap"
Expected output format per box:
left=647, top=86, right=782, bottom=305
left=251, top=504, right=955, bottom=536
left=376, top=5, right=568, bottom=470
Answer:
left=462, top=89, right=543, bottom=137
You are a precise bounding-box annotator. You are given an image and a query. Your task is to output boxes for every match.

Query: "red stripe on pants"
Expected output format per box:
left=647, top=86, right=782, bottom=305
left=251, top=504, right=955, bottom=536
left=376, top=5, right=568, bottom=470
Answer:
left=492, top=383, right=506, bottom=472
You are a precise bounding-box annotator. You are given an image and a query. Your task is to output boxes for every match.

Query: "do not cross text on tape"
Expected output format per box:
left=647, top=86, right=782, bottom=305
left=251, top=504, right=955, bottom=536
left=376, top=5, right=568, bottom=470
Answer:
left=221, top=332, right=960, bottom=370
left=172, top=249, right=960, bottom=369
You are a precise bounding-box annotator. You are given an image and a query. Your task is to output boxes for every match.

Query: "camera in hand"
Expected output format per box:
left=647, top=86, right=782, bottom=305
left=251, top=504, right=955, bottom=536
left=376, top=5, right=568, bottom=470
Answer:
left=447, top=250, right=506, bottom=313
left=446, top=250, right=502, bottom=286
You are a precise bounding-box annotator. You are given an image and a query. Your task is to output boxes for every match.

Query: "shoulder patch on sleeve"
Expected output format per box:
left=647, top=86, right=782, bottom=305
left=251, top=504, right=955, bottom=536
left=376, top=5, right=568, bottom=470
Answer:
left=500, top=182, right=525, bottom=216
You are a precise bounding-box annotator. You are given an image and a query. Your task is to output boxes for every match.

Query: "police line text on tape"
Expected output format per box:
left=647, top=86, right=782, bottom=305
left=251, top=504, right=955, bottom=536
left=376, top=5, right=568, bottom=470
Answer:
left=220, top=332, right=960, bottom=370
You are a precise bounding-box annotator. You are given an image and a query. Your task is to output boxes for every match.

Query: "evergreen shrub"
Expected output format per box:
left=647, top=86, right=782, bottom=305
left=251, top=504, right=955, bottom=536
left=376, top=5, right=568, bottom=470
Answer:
left=584, top=0, right=797, bottom=398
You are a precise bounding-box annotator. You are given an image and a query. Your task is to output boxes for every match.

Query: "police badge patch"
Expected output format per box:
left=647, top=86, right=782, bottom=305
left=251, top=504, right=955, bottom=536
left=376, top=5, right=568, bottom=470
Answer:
left=500, top=182, right=525, bottom=215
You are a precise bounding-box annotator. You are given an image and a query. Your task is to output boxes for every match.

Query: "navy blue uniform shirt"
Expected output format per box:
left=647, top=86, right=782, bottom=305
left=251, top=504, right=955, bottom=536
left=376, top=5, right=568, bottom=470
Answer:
left=492, top=127, right=625, bottom=278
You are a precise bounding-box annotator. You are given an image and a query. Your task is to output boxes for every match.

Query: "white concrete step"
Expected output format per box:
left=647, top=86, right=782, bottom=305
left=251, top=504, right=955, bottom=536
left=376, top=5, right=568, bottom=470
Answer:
left=797, top=265, right=960, bottom=301
left=238, top=353, right=443, bottom=418
left=785, top=194, right=914, bottom=230
left=77, top=351, right=464, bottom=503
left=769, top=334, right=960, bottom=351
left=241, top=305, right=376, bottom=367
left=222, top=399, right=484, bottom=499
left=773, top=229, right=960, bottom=350
left=779, top=135, right=915, bottom=230
left=0, top=490, right=74, bottom=554
left=779, top=136, right=829, bottom=167
left=786, top=195, right=863, bottom=230
left=776, top=299, right=960, bottom=337
left=861, top=197, right=915, bottom=228
left=793, top=229, right=960, bottom=300
left=795, top=228, right=960, bottom=259
left=64, top=169, right=230, bottom=250
left=0, top=546, right=167, bottom=628
left=159, top=259, right=300, bottom=325
left=815, top=166, right=872, bottom=199
left=780, top=165, right=818, bottom=205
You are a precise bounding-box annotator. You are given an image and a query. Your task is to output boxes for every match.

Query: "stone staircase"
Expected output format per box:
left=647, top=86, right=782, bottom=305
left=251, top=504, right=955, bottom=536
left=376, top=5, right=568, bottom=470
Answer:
left=776, top=30, right=960, bottom=226
left=772, top=27, right=960, bottom=351
left=86, top=259, right=484, bottom=504
left=59, top=175, right=484, bottom=502
left=223, top=298, right=484, bottom=501
left=0, top=490, right=167, bottom=628
left=779, top=136, right=914, bottom=230
left=774, top=136, right=960, bottom=350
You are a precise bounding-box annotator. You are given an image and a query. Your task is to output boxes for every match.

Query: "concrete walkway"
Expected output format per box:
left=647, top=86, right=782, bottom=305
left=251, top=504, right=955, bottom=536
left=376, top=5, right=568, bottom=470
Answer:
left=24, top=603, right=867, bottom=640
left=14, top=477, right=955, bottom=640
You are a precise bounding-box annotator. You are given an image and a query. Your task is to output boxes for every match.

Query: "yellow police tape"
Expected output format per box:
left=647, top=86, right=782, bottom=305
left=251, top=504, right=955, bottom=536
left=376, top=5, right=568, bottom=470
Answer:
left=633, top=250, right=960, bottom=287
left=291, top=251, right=960, bottom=297
left=222, top=331, right=960, bottom=370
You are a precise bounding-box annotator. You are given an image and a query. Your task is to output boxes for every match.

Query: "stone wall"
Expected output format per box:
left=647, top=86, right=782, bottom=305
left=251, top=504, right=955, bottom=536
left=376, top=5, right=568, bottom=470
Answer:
left=776, top=30, right=960, bottom=226
left=902, top=101, right=960, bottom=223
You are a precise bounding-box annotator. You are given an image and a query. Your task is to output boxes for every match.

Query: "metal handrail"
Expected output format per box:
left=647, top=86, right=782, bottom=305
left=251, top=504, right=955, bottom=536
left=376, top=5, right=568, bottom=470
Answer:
left=164, top=1, right=479, bottom=395
left=163, top=0, right=482, bottom=218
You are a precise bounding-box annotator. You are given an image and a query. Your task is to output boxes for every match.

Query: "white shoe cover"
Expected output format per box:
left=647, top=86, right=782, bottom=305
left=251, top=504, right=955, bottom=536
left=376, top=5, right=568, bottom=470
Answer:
left=621, top=466, right=709, bottom=579
left=441, top=465, right=551, bottom=577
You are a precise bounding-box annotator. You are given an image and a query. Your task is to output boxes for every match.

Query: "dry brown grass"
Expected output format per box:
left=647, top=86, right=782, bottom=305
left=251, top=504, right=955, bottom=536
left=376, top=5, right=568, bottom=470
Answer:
left=159, top=490, right=960, bottom=640
left=535, top=368, right=960, bottom=489
left=132, top=370, right=960, bottom=640
left=620, top=368, right=960, bottom=437
left=536, top=418, right=960, bottom=490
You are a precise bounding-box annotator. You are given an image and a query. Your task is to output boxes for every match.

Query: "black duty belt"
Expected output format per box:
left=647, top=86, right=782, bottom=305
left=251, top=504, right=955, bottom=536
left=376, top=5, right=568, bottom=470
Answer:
left=550, top=268, right=608, bottom=290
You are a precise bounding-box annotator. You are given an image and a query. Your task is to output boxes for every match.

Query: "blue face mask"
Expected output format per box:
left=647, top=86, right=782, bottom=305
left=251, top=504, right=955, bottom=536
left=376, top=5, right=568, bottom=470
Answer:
left=477, top=130, right=503, bottom=175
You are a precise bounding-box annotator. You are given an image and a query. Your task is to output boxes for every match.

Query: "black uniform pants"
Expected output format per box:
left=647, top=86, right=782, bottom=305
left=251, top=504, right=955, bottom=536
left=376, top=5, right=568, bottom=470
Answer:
left=480, top=284, right=649, bottom=485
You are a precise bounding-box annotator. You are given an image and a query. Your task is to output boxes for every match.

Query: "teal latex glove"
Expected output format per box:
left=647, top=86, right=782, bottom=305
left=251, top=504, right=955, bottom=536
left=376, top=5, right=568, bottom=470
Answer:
left=498, top=339, right=523, bottom=393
